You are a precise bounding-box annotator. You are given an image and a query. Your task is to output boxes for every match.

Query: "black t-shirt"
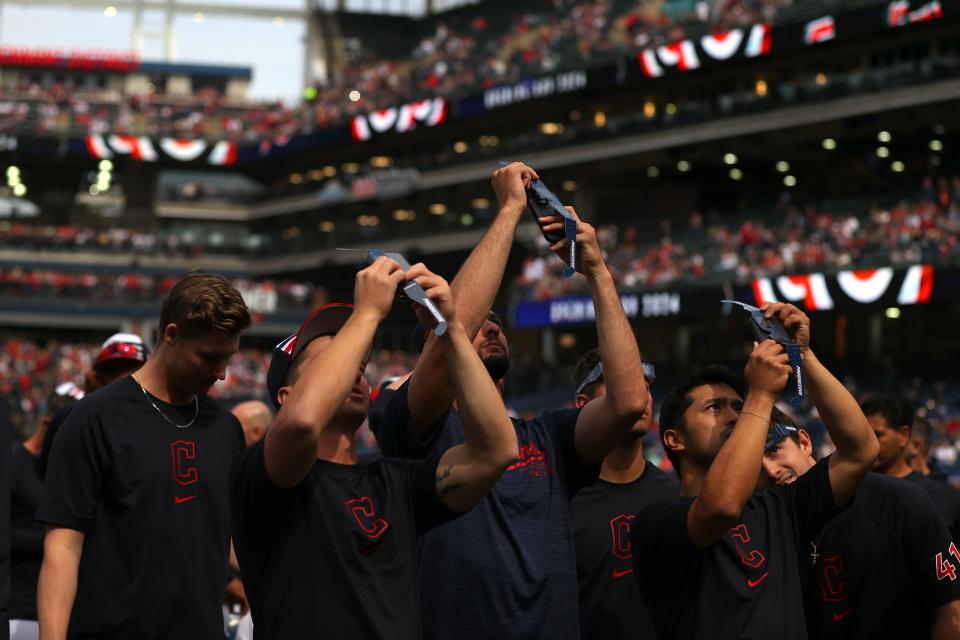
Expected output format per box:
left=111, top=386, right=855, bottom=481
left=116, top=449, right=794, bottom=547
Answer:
left=0, top=399, right=11, bottom=640
left=10, top=444, right=44, bottom=620
left=230, top=440, right=458, bottom=639
left=905, top=471, right=960, bottom=541
left=633, top=457, right=841, bottom=640
left=375, top=381, right=597, bottom=640
left=803, top=473, right=960, bottom=640
left=36, top=377, right=244, bottom=640
left=571, top=460, right=679, bottom=639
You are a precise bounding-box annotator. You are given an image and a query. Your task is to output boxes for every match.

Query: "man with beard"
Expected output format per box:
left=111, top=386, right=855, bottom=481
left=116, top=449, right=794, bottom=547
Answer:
left=762, top=409, right=960, bottom=639
left=376, top=162, right=648, bottom=639
left=632, top=302, right=878, bottom=640
left=570, top=350, right=678, bottom=639
left=864, top=394, right=960, bottom=539
left=37, top=272, right=251, bottom=640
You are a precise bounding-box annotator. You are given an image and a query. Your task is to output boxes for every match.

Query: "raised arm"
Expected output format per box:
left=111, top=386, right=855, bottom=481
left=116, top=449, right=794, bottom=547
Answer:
left=538, top=208, right=648, bottom=463
left=38, top=526, right=85, bottom=640
left=264, top=257, right=406, bottom=487
left=405, top=162, right=538, bottom=437
left=687, top=340, right=791, bottom=547
left=406, top=264, right=518, bottom=511
left=763, top=302, right=878, bottom=505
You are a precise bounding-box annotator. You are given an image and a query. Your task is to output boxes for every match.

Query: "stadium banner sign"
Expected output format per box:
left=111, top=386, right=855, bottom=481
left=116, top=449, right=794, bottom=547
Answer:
left=634, top=0, right=957, bottom=81
left=0, top=47, right=140, bottom=71
left=81, top=135, right=238, bottom=165
left=350, top=97, right=447, bottom=142
left=511, top=289, right=720, bottom=328
left=747, top=265, right=936, bottom=311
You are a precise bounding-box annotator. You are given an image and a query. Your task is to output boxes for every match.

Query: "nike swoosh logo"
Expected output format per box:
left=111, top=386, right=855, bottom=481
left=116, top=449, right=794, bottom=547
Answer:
left=611, top=568, right=634, bottom=579
left=175, top=495, right=197, bottom=504
left=747, top=571, right=769, bottom=588
left=832, top=609, right=853, bottom=622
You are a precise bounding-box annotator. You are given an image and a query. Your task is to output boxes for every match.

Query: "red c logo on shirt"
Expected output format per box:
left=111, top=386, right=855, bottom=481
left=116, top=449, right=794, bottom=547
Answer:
left=345, top=497, right=389, bottom=540
left=610, top=514, right=635, bottom=560
left=170, top=440, right=199, bottom=486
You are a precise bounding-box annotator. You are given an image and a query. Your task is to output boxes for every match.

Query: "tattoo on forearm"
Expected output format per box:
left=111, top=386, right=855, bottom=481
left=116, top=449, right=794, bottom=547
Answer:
left=435, top=465, right=452, bottom=484
left=435, top=465, right=469, bottom=497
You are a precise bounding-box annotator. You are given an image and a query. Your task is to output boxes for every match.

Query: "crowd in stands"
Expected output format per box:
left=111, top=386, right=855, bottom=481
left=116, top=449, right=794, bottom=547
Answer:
left=0, top=221, right=265, bottom=257
left=0, top=0, right=795, bottom=139
left=515, top=181, right=960, bottom=300
left=0, top=267, right=317, bottom=312
left=329, top=0, right=792, bottom=118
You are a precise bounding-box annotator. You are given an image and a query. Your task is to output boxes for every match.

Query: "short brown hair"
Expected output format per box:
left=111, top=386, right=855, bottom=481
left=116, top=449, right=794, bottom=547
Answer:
left=158, top=271, right=251, bottom=340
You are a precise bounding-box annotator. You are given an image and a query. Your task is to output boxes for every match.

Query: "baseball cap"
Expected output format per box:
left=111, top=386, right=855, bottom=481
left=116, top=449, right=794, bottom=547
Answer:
left=576, top=361, right=656, bottom=395
left=94, top=332, right=149, bottom=370
left=266, top=303, right=362, bottom=409
left=765, top=422, right=798, bottom=452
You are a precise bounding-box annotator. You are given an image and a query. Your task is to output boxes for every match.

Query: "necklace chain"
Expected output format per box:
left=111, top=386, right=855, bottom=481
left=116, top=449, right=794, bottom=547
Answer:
left=809, top=526, right=828, bottom=565
left=131, top=374, right=198, bottom=429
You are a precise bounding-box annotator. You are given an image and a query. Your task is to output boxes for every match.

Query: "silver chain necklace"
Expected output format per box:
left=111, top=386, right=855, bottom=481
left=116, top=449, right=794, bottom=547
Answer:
left=131, top=374, right=198, bottom=429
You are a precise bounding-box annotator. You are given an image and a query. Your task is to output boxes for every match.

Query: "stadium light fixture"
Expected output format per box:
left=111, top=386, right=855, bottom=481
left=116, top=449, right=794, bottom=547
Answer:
left=460, top=214, right=474, bottom=226
left=562, top=181, right=577, bottom=191
left=755, top=80, right=768, bottom=97
left=89, top=185, right=100, bottom=196
left=665, top=103, right=678, bottom=115
left=283, top=226, right=301, bottom=239
left=322, top=165, right=337, bottom=177
left=392, top=209, right=412, bottom=221
left=6, top=166, right=19, bottom=180
left=471, top=198, right=490, bottom=209
left=647, top=166, right=660, bottom=178
left=318, top=221, right=335, bottom=233
left=273, top=16, right=285, bottom=27
left=539, top=123, right=563, bottom=135
left=104, top=6, right=117, bottom=17
left=729, top=168, right=743, bottom=181
left=356, top=215, right=380, bottom=227
left=891, top=161, right=905, bottom=173
left=429, top=203, right=447, bottom=216
left=885, top=307, right=901, bottom=319
left=289, top=173, right=304, bottom=185
left=348, top=90, right=361, bottom=103
left=342, top=162, right=359, bottom=174
left=478, top=135, right=499, bottom=147
left=822, top=138, right=837, bottom=150
left=97, top=170, right=112, bottom=182
left=453, top=141, right=468, bottom=153
left=308, top=169, right=324, bottom=181
left=13, top=184, right=26, bottom=197
left=930, top=140, right=944, bottom=151
left=98, top=160, right=113, bottom=172
left=815, top=73, right=827, bottom=85
left=193, top=12, right=204, bottom=23
left=775, top=161, right=790, bottom=173
left=878, top=131, right=892, bottom=143
left=643, top=102, right=656, bottom=118
left=784, top=175, right=797, bottom=187
left=723, top=153, right=737, bottom=165
left=594, top=112, right=606, bottom=127
left=676, top=160, right=690, bottom=172
left=876, top=146, right=890, bottom=158
left=370, top=156, right=392, bottom=168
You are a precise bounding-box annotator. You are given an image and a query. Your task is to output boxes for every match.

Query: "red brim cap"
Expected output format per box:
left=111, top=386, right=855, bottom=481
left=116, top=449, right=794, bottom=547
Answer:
left=94, top=341, right=148, bottom=369
left=267, top=303, right=372, bottom=409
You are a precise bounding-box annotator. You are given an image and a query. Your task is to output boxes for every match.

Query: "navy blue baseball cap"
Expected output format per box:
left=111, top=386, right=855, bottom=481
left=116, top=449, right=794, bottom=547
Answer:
left=266, top=302, right=362, bottom=409
left=765, top=422, right=799, bottom=452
